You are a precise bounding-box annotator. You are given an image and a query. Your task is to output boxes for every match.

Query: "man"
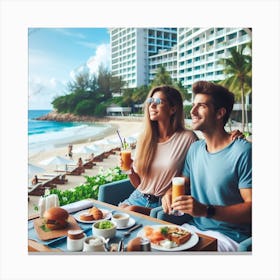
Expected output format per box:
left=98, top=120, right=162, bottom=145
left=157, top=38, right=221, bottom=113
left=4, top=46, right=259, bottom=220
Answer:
left=162, top=81, right=252, bottom=251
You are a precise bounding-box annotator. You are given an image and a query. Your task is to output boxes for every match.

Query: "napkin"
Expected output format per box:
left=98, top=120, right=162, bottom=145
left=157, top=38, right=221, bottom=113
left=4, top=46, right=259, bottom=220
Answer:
left=61, top=200, right=94, bottom=214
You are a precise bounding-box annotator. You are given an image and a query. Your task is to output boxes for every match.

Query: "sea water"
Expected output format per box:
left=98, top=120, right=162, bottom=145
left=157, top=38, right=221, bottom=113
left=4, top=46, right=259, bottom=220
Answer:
left=28, top=110, right=111, bottom=155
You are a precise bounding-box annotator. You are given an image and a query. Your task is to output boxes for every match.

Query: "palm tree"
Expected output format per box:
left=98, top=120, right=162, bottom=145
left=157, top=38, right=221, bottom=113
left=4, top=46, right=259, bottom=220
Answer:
left=151, top=65, right=173, bottom=87
left=219, top=43, right=252, bottom=132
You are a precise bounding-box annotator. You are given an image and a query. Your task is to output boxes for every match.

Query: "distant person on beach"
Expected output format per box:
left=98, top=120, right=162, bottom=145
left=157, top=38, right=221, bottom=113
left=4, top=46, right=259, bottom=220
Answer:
left=87, top=153, right=95, bottom=162
left=67, top=144, right=73, bottom=159
left=118, top=85, right=244, bottom=216
left=32, top=175, right=38, bottom=185
left=77, top=157, right=85, bottom=172
left=161, top=81, right=252, bottom=251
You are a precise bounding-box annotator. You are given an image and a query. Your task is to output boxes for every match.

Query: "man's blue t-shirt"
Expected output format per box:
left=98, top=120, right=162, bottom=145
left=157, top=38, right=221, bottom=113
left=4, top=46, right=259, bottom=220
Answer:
left=182, top=139, right=252, bottom=243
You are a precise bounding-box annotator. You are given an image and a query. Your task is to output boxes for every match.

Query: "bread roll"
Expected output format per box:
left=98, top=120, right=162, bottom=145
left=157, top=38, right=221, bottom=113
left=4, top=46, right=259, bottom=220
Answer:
left=127, top=237, right=142, bottom=251
left=80, top=213, right=94, bottom=221
left=88, top=207, right=103, bottom=220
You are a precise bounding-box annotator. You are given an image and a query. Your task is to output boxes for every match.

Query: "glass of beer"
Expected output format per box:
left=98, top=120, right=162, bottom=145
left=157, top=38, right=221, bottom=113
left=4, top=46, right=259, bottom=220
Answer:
left=120, top=147, right=132, bottom=174
left=171, top=177, right=185, bottom=216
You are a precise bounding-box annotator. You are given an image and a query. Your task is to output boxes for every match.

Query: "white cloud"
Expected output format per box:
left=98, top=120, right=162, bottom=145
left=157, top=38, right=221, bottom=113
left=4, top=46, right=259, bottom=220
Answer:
left=87, top=44, right=111, bottom=75
left=69, top=43, right=111, bottom=80
left=29, top=43, right=111, bottom=109
left=29, top=76, right=66, bottom=109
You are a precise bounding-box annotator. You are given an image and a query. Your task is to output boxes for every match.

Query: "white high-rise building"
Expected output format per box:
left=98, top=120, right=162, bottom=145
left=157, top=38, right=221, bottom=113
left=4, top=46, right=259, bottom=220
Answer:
left=177, top=28, right=251, bottom=91
left=110, top=28, right=177, bottom=88
left=109, top=27, right=251, bottom=91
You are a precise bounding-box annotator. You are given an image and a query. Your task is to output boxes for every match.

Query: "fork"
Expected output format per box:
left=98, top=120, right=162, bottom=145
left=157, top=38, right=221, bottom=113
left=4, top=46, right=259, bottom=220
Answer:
left=117, top=224, right=143, bottom=252
left=123, top=223, right=143, bottom=237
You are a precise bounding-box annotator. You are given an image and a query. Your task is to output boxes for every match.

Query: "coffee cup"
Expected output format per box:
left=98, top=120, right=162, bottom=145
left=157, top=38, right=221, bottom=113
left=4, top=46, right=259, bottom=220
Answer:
left=111, top=212, right=130, bottom=228
left=83, top=236, right=106, bottom=252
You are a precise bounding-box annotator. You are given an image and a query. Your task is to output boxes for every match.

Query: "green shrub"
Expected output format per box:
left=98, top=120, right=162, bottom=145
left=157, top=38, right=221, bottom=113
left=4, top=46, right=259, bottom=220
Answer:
left=47, top=166, right=127, bottom=206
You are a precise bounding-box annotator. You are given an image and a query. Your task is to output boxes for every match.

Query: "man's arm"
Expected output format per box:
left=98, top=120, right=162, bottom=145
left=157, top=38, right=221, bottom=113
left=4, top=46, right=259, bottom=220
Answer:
left=172, top=188, right=252, bottom=224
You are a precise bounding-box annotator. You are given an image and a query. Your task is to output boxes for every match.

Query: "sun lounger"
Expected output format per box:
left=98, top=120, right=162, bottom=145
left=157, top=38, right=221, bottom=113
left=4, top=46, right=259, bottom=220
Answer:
left=83, top=160, right=96, bottom=169
left=39, top=173, right=68, bottom=184
left=28, top=181, right=57, bottom=196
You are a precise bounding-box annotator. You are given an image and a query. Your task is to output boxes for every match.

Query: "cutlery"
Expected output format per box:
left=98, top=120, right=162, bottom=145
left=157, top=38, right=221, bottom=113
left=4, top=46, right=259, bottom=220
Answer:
left=123, top=223, right=143, bottom=237
left=104, top=238, right=110, bottom=252
left=117, top=238, right=124, bottom=252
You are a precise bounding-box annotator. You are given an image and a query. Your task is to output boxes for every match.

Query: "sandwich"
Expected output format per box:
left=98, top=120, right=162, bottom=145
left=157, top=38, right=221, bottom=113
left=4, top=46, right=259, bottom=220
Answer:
left=43, top=207, right=69, bottom=230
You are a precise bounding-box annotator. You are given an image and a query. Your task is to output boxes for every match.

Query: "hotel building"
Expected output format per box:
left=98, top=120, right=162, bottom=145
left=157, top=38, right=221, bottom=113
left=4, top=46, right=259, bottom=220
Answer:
left=109, top=27, right=251, bottom=91
left=110, top=28, right=177, bottom=88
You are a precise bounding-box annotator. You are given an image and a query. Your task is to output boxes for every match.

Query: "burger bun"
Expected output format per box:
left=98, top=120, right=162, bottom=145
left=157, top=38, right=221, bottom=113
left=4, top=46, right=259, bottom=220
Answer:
left=43, top=207, right=69, bottom=230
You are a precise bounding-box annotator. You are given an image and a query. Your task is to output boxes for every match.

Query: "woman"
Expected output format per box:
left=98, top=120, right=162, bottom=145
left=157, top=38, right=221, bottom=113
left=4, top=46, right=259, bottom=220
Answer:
left=119, top=85, right=198, bottom=215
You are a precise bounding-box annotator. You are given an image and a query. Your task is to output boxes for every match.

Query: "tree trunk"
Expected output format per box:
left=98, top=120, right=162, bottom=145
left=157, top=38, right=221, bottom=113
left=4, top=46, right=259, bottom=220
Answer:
left=241, top=84, right=245, bottom=132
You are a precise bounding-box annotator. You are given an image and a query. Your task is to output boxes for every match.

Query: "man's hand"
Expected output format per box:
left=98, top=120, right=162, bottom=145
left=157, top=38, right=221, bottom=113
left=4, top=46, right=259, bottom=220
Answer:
left=172, top=195, right=206, bottom=217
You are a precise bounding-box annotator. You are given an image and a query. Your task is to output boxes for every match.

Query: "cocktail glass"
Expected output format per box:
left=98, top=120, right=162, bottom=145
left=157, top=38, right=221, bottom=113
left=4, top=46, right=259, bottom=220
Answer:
left=120, top=147, right=132, bottom=174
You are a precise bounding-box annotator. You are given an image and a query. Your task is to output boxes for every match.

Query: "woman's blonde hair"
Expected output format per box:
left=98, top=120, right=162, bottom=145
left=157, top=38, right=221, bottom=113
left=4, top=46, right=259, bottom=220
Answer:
left=135, top=85, right=185, bottom=177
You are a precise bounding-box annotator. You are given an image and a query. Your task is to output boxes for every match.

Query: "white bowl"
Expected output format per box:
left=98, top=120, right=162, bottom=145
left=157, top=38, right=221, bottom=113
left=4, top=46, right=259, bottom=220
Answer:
left=92, top=220, right=117, bottom=239
left=111, top=212, right=130, bottom=228
left=83, top=236, right=106, bottom=252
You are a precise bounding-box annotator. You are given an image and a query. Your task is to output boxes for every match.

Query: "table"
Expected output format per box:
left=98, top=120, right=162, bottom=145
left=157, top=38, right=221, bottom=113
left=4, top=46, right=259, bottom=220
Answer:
left=28, top=199, right=217, bottom=253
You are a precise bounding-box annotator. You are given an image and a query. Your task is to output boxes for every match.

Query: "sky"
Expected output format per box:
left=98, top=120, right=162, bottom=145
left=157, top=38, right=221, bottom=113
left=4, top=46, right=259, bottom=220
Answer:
left=28, top=28, right=111, bottom=109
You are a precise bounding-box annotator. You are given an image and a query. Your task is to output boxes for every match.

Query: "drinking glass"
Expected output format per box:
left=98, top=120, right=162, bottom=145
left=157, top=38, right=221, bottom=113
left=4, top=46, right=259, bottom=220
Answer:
left=120, top=147, right=132, bottom=174
left=171, top=177, right=185, bottom=216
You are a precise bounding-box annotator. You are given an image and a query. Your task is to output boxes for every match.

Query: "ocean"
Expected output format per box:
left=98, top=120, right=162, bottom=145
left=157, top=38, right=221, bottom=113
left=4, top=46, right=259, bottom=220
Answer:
left=28, top=110, right=112, bottom=155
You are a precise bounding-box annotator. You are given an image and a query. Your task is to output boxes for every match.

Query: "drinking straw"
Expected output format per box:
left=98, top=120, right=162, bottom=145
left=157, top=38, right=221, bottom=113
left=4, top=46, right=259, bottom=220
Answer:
left=116, top=130, right=124, bottom=149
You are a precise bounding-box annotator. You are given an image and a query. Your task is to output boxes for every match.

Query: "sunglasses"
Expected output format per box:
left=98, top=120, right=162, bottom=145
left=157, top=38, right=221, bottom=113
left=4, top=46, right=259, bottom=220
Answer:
left=146, top=97, right=165, bottom=105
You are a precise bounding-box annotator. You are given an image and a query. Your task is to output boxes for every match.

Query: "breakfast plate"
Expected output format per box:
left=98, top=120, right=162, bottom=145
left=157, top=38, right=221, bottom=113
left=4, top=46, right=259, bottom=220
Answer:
left=73, top=208, right=112, bottom=224
left=136, top=224, right=199, bottom=251
left=116, top=217, right=136, bottom=230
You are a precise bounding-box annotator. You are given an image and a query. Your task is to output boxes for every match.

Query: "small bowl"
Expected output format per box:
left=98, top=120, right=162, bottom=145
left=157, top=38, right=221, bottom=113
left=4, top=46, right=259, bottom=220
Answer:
left=111, top=212, right=130, bottom=228
left=83, top=236, right=106, bottom=252
left=92, top=220, right=117, bottom=239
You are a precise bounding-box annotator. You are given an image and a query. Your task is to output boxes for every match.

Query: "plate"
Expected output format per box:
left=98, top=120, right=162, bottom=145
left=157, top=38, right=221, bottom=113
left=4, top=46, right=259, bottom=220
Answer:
left=73, top=208, right=112, bottom=224
left=116, top=218, right=136, bottom=230
left=136, top=225, right=199, bottom=251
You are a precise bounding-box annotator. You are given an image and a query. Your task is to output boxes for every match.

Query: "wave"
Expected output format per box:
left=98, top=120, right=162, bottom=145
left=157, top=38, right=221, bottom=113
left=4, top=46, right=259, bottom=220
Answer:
left=28, top=123, right=111, bottom=155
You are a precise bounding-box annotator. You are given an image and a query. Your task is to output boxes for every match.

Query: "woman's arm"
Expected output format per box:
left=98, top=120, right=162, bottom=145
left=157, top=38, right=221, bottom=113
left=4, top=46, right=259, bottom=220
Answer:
left=128, top=167, right=141, bottom=188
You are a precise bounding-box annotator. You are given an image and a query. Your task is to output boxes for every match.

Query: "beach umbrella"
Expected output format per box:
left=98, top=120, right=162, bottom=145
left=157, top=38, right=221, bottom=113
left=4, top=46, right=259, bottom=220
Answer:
left=28, top=163, right=45, bottom=177
left=87, top=144, right=102, bottom=153
left=73, top=145, right=96, bottom=154
left=39, top=156, right=75, bottom=170
left=125, top=136, right=137, bottom=144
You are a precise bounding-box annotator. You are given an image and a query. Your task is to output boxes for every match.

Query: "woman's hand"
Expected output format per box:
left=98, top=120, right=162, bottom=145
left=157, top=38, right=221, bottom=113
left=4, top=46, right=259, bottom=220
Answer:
left=161, top=190, right=173, bottom=214
left=230, top=129, right=245, bottom=140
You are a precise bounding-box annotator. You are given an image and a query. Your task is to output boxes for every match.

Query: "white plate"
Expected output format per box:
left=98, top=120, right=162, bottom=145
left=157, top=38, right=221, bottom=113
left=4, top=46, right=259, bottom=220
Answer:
left=73, top=208, right=112, bottom=224
left=116, top=218, right=136, bottom=230
left=136, top=225, right=199, bottom=251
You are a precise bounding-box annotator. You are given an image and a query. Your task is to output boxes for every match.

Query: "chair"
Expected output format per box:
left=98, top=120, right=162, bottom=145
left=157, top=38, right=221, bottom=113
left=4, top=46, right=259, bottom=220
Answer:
left=97, top=178, right=134, bottom=206
left=28, top=181, right=57, bottom=196
left=150, top=206, right=252, bottom=252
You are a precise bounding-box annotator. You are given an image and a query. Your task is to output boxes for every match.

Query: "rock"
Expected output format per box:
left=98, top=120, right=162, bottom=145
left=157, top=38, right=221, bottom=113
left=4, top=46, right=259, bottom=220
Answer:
left=35, top=111, right=106, bottom=123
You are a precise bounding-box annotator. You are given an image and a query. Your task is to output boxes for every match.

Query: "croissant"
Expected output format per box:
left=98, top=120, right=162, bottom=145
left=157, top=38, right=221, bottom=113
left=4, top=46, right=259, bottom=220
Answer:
left=88, top=207, right=103, bottom=220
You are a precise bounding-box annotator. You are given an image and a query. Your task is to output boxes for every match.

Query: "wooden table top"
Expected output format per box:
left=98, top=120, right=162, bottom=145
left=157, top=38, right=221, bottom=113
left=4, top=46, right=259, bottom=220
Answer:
left=28, top=199, right=217, bottom=253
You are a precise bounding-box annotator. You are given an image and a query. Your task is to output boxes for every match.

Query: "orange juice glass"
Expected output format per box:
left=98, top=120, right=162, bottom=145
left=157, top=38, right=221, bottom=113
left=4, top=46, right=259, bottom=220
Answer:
left=171, top=177, right=185, bottom=216
left=120, top=148, right=132, bottom=174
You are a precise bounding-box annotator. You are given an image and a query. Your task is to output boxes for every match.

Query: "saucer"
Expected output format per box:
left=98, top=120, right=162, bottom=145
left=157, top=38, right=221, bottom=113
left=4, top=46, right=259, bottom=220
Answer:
left=116, top=217, right=136, bottom=230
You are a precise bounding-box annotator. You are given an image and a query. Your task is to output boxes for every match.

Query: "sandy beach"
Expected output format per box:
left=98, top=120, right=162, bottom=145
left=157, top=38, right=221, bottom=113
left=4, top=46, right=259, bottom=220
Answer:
left=28, top=119, right=144, bottom=216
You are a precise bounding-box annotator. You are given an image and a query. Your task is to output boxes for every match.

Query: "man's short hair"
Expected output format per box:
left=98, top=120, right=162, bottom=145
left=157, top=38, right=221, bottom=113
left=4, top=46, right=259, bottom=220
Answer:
left=192, top=80, right=235, bottom=125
